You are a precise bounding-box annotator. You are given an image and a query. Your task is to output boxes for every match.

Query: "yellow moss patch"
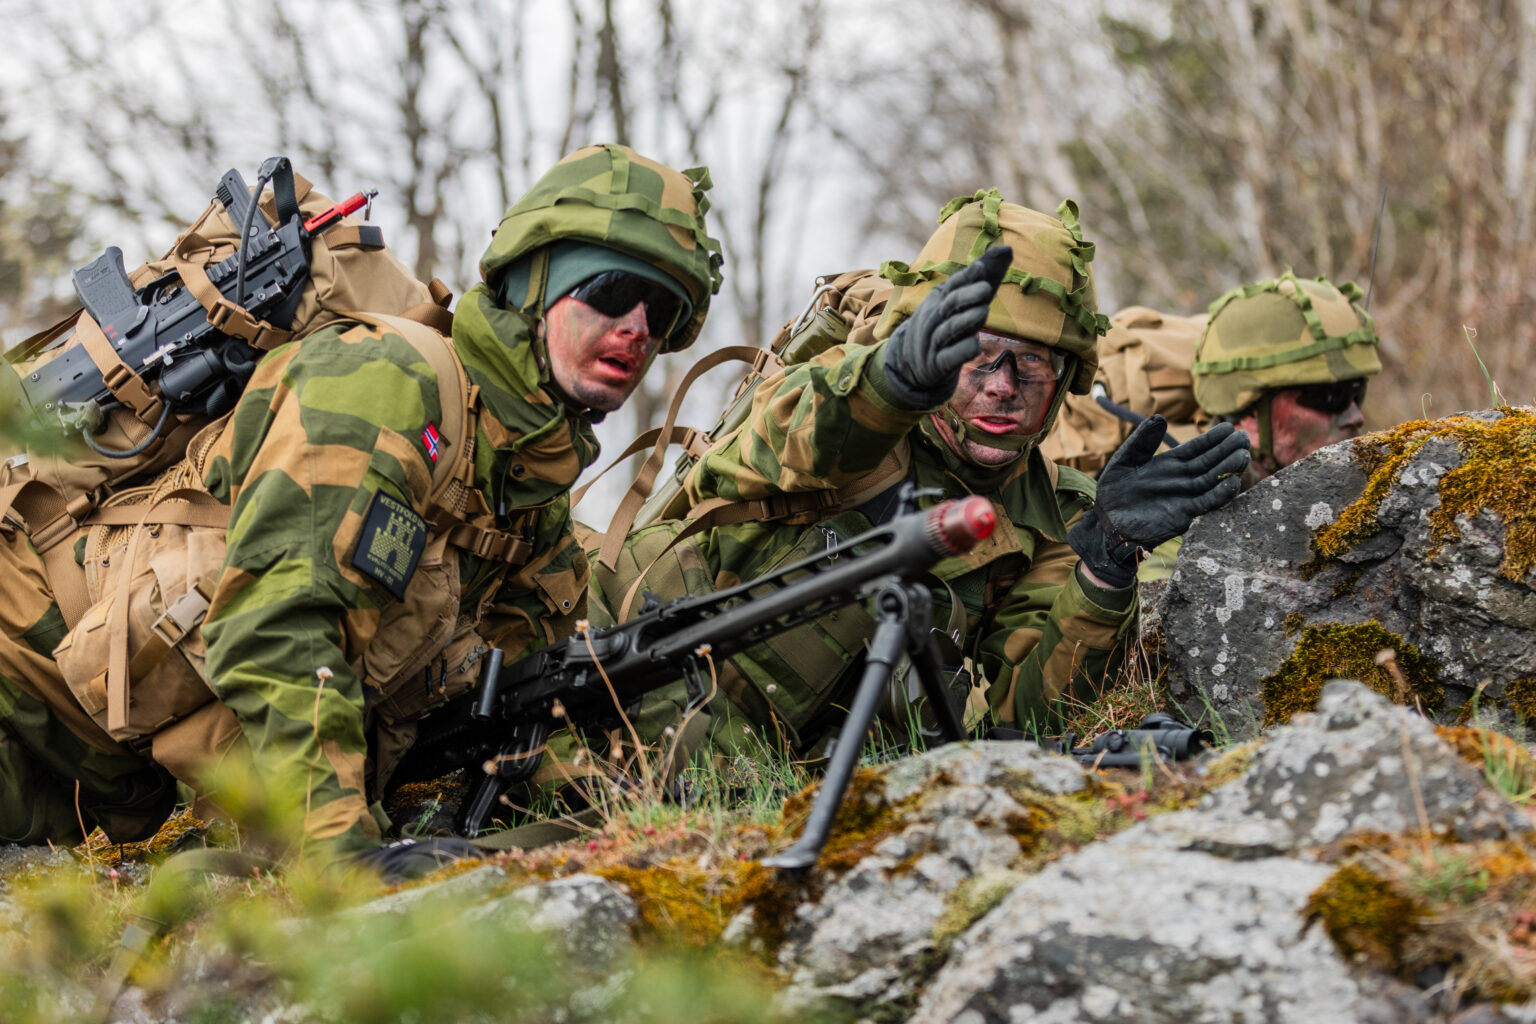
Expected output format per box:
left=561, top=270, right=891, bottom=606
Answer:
left=931, top=870, right=1026, bottom=951
left=1201, top=740, right=1262, bottom=789
left=595, top=858, right=755, bottom=950
left=1260, top=621, right=1443, bottom=726
left=1311, top=409, right=1536, bottom=581
left=76, top=808, right=223, bottom=868
left=1504, top=678, right=1536, bottom=721
left=776, top=767, right=916, bottom=878
left=1305, top=862, right=1426, bottom=971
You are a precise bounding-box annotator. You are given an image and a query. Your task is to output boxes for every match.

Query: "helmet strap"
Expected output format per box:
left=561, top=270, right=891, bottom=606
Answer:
left=1253, top=393, right=1281, bottom=475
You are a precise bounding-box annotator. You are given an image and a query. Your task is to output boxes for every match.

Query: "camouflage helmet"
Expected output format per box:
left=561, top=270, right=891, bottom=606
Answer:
left=1193, top=272, right=1382, bottom=417
left=873, top=190, right=1111, bottom=395
left=479, top=144, right=724, bottom=352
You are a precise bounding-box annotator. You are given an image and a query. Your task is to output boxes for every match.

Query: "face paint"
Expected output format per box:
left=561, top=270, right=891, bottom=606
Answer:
left=543, top=295, right=661, bottom=412
left=1263, top=386, right=1366, bottom=471
left=937, top=333, right=1062, bottom=465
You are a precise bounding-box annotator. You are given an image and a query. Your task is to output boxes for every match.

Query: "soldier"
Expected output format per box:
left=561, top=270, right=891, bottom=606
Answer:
left=590, top=190, right=1249, bottom=763
left=1044, top=273, right=1382, bottom=581
left=0, top=144, right=722, bottom=871
left=1194, top=273, right=1380, bottom=484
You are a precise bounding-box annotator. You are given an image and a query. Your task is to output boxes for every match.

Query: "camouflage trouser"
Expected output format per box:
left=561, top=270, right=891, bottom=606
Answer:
left=0, top=526, right=175, bottom=844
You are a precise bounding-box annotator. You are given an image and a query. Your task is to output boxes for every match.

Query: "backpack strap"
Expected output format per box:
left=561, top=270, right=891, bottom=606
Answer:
left=169, top=229, right=295, bottom=350
left=594, top=344, right=783, bottom=571
left=341, top=313, right=531, bottom=570
left=0, top=479, right=97, bottom=628
left=399, top=278, right=455, bottom=336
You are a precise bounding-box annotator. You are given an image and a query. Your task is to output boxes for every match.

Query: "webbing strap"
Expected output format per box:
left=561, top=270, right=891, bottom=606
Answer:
left=86, top=502, right=231, bottom=528
left=77, top=314, right=162, bottom=420
left=106, top=488, right=225, bottom=735
left=570, top=424, right=706, bottom=510
left=5, top=307, right=80, bottom=364
left=442, top=523, right=532, bottom=566
left=169, top=229, right=293, bottom=350
left=399, top=277, right=455, bottom=336
left=0, top=479, right=95, bottom=627
left=596, top=344, right=782, bottom=571
left=126, top=577, right=216, bottom=686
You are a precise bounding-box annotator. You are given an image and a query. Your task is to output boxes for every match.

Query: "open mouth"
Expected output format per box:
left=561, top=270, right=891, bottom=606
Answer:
left=596, top=354, right=634, bottom=377
left=970, top=415, right=1019, bottom=435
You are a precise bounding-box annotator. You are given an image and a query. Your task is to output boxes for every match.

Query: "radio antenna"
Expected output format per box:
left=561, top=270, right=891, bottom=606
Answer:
left=1364, top=185, right=1386, bottom=310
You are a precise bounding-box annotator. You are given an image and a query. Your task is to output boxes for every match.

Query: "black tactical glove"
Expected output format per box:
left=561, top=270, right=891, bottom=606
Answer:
left=882, top=245, right=1013, bottom=410
left=347, top=836, right=486, bottom=883
left=1067, top=416, right=1251, bottom=588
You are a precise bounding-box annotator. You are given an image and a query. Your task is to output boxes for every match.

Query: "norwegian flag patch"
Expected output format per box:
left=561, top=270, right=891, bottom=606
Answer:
left=421, top=423, right=441, bottom=463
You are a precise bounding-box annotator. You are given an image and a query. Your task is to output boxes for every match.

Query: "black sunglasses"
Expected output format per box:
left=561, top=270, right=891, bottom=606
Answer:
left=566, top=271, right=685, bottom=340
left=1293, top=378, right=1367, bottom=415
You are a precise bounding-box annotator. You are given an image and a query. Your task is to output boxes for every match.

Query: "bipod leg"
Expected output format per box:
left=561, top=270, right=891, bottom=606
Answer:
left=763, top=580, right=918, bottom=871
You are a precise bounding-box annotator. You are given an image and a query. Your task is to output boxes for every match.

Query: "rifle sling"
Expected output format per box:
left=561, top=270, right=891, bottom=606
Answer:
left=467, top=807, right=606, bottom=852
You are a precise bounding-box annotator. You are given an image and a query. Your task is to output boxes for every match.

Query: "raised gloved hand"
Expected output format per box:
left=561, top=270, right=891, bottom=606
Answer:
left=347, top=836, right=486, bottom=883
left=882, top=245, right=1013, bottom=410
left=1067, top=416, right=1251, bottom=588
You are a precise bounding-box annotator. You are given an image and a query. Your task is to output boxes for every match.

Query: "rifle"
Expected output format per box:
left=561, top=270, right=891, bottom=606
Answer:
left=392, top=488, right=999, bottom=863
left=12, top=156, right=375, bottom=455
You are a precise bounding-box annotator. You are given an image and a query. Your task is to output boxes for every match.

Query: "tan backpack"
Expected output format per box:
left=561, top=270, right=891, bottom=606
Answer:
left=1040, top=305, right=1210, bottom=475
left=2, top=160, right=452, bottom=636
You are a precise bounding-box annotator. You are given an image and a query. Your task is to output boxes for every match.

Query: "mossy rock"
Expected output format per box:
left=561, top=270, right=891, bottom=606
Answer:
left=1160, top=409, right=1536, bottom=739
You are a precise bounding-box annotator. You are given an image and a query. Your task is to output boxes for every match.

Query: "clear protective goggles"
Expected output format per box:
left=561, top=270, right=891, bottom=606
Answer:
left=962, top=330, right=1066, bottom=388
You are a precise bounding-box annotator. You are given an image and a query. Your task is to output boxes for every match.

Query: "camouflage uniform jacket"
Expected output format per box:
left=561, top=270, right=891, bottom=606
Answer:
left=200, top=285, right=594, bottom=851
left=681, top=339, right=1138, bottom=732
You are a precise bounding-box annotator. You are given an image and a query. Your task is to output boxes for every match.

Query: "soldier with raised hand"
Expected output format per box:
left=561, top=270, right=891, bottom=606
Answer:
left=0, top=144, right=722, bottom=873
left=597, top=191, right=1248, bottom=755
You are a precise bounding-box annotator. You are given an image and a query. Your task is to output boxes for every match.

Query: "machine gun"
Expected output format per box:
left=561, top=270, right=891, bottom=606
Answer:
left=393, top=488, right=999, bottom=863
left=14, top=156, right=375, bottom=455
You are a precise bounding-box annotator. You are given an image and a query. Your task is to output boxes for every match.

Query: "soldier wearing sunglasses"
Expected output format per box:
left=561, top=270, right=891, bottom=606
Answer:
left=0, top=145, right=725, bottom=878
left=1193, top=272, right=1381, bottom=483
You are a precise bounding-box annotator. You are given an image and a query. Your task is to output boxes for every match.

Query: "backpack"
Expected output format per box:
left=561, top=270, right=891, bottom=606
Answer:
left=1039, top=306, right=1210, bottom=476
left=2, top=159, right=451, bottom=631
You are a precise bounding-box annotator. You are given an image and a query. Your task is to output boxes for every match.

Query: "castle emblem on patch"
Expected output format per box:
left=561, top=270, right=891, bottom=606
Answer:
left=351, top=491, right=426, bottom=599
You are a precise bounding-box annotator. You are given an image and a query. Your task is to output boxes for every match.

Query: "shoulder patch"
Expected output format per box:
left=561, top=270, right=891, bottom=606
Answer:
left=351, top=491, right=427, bottom=599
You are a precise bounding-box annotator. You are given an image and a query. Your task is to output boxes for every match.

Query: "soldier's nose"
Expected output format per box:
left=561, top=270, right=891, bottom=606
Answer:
left=1337, top=401, right=1365, bottom=430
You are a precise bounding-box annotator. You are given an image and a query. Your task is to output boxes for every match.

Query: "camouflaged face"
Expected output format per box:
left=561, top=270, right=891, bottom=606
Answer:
left=873, top=190, right=1110, bottom=395
left=479, top=144, right=724, bottom=352
left=1193, top=272, right=1383, bottom=416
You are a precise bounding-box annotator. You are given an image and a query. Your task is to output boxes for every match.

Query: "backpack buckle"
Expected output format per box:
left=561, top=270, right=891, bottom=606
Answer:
left=150, top=585, right=212, bottom=648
